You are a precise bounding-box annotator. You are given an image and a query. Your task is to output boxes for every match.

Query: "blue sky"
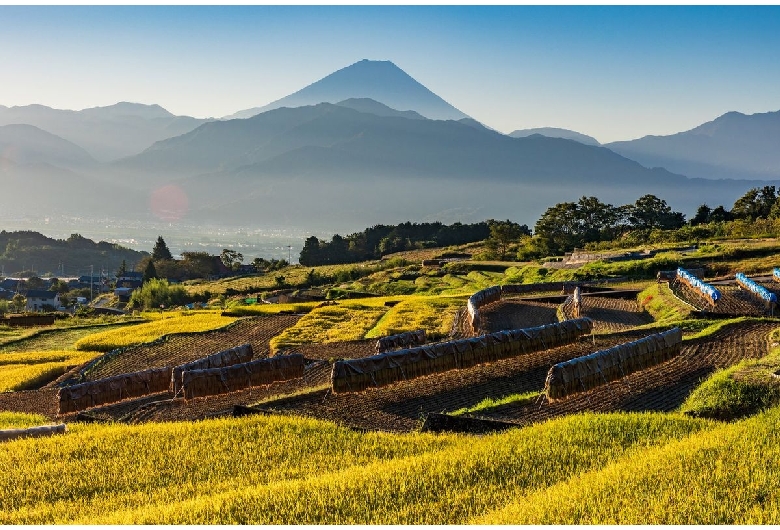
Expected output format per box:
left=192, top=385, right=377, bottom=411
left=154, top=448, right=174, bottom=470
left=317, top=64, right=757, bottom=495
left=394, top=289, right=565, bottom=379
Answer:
left=1, top=5, right=779, bottom=143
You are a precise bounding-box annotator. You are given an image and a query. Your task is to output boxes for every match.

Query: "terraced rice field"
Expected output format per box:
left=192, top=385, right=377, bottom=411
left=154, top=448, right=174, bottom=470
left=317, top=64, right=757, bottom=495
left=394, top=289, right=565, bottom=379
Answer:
left=83, top=315, right=301, bottom=381
left=477, top=321, right=775, bottom=424
left=672, top=281, right=769, bottom=316
left=3, top=283, right=776, bottom=435
left=479, top=300, right=559, bottom=332
left=0, top=323, right=136, bottom=353
left=231, top=329, right=650, bottom=432
left=581, top=296, right=654, bottom=333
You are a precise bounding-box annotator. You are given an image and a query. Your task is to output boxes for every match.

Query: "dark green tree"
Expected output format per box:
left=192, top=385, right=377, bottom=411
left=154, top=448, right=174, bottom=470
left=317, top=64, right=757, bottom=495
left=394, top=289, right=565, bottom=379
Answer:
left=709, top=205, right=732, bottom=223
left=690, top=204, right=712, bottom=226
left=116, top=259, right=128, bottom=278
left=220, top=249, right=244, bottom=270
left=627, top=194, right=685, bottom=230
left=152, top=236, right=173, bottom=261
left=732, top=186, right=776, bottom=221
left=534, top=202, right=581, bottom=255
left=487, top=219, right=531, bottom=260
left=299, top=236, right=322, bottom=266
left=143, top=259, right=158, bottom=283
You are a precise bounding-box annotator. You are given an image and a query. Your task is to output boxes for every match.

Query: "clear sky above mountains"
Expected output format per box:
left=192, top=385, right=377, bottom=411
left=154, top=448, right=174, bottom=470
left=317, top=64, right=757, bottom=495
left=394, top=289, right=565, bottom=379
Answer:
left=2, top=5, right=779, bottom=143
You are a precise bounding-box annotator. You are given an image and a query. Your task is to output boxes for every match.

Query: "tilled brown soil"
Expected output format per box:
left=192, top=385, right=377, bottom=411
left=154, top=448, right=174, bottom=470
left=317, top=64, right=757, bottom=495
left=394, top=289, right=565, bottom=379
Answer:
left=281, top=339, right=377, bottom=360
left=581, top=297, right=654, bottom=333
left=479, top=300, right=560, bottom=333
left=477, top=321, right=776, bottom=425
left=84, top=315, right=301, bottom=381
left=673, top=281, right=769, bottom=316
left=0, top=388, right=60, bottom=418
left=233, top=329, right=652, bottom=432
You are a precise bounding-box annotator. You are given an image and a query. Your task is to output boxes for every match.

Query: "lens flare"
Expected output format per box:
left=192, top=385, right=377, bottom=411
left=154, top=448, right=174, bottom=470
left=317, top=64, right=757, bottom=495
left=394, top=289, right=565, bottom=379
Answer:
left=150, top=184, right=189, bottom=221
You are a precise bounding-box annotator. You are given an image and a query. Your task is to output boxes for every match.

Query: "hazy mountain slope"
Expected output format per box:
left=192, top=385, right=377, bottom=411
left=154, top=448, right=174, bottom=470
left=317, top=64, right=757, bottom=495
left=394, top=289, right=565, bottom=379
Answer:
left=606, top=110, right=780, bottom=180
left=0, top=102, right=210, bottom=161
left=510, top=127, right=600, bottom=146
left=0, top=157, right=144, bottom=218
left=123, top=103, right=666, bottom=185
left=0, top=124, right=96, bottom=169
left=140, top=102, right=762, bottom=231
left=335, top=98, right=425, bottom=120
left=225, top=59, right=469, bottom=121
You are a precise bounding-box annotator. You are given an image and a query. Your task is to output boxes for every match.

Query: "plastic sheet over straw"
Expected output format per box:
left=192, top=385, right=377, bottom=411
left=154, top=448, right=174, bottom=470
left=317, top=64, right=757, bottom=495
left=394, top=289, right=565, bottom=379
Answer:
left=171, top=344, right=254, bottom=394
left=376, top=330, right=426, bottom=353
left=181, top=353, right=304, bottom=400
left=58, top=366, right=172, bottom=414
left=677, top=267, right=720, bottom=302
left=332, top=318, right=593, bottom=393
left=466, top=286, right=502, bottom=332
left=544, top=327, right=682, bottom=400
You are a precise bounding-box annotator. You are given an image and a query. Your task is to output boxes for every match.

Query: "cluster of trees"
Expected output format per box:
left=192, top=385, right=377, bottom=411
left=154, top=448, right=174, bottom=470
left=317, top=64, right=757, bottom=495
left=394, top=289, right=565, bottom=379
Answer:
left=528, top=194, right=686, bottom=256
left=524, top=187, right=780, bottom=258
left=299, top=221, right=504, bottom=266
left=137, top=237, right=289, bottom=283
left=691, top=186, right=780, bottom=225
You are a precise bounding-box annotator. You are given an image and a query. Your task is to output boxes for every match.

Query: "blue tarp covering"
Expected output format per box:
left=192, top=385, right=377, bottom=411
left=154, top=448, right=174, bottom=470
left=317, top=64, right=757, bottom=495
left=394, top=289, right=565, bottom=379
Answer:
left=736, top=272, right=777, bottom=303
left=677, top=267, right=721, bottom=302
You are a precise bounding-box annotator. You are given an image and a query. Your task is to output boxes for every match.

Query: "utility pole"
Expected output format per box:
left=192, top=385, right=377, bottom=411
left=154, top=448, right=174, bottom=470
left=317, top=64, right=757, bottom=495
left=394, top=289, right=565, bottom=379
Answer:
left=90, top=265, right=94, bottom=303
left=287, top=245, right=292, bottom=264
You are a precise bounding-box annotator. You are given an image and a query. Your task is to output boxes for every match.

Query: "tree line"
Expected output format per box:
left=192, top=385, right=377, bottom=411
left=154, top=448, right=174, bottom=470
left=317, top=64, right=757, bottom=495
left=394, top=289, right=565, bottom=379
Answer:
left=526, top=186, right=780, bottom=258
left=299, top=221, right=505, bottom=266
left=298, top=186, right=780, bottom=265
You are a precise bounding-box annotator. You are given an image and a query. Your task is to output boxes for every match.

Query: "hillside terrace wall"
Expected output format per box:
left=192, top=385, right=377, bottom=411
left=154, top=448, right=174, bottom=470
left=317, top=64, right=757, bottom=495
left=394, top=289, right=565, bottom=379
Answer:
left=0, top=314, right=56, bottom=327
left=171, top=344, right=254, bottom=395
left=58, top=366, right=172, bottom=414
left=544, top=327, right=682, bottom=400
left=467, top=283, right=583, bottom=333
left=331, top=318, right=593, bottom=394
left=181, top=353, right=304, bottom=400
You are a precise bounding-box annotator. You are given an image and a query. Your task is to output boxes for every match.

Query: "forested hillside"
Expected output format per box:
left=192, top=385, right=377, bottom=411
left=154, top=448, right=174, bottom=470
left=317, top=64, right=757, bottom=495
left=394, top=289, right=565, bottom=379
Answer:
left=0, top=231, right=148, bottom=277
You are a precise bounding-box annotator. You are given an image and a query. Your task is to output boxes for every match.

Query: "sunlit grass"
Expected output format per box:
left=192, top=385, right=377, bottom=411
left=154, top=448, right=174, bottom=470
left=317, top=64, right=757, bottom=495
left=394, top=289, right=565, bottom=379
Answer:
left=450, top=391, right=541, bottom=415
left=680, top=327, right=780, bottom=420
left=474, top=407, right=780, bottom=524
left=270, top=298, right=402, bottom=351
left=73, top=311, right=237, bottom=352
left=223, top=301, right=320, bottom=316
left=365, top=295, right=467, bottom=339
left=638, top=283, right=693, bottom=324
left=0, top=350, right=99, bottom=391
left=0, top=412, right=49, bottom=430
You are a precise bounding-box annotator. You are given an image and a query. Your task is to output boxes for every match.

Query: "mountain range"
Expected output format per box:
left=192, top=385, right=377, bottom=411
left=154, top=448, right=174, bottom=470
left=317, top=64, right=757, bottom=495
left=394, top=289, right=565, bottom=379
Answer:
left=0, top=102, right=209, bottom=161
left=1, top=59, right=779, bottom=233
left=605, top=110, right=780, bottom=181
left=509, top=127, right=600, bottom=146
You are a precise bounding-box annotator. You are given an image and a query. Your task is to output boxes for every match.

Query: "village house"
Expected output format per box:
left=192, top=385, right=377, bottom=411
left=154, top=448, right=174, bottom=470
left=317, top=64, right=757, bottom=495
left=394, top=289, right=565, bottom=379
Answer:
left=24, top=290, right=60, bottom=312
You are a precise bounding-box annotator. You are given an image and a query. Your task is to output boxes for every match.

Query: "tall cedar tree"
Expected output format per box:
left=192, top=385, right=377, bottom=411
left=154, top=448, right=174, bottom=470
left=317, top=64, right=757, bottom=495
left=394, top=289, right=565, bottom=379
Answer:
left=152, top=236, right=173, bottom=261
left=143, top=260, right=158, bottom=283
